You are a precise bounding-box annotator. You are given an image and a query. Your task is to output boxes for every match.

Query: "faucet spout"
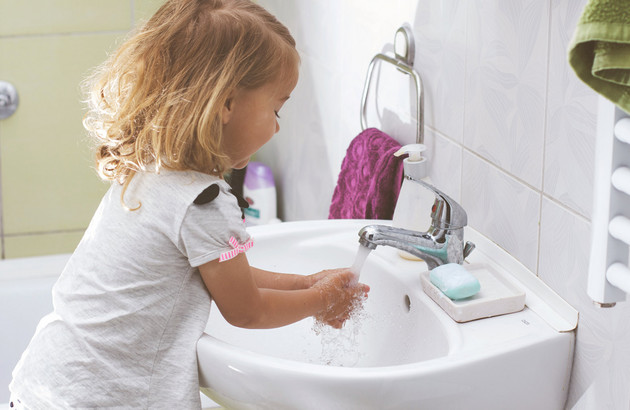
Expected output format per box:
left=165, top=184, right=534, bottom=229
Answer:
left=358, top=225, right=464, bottom=270
left=358, top=180, right=474, bottom=270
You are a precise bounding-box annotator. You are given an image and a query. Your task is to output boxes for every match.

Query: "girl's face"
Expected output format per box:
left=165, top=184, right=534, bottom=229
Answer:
left=222, top=73, right=297, bottom=169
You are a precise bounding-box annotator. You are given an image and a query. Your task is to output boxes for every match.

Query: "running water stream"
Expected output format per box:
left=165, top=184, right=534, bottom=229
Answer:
left=350, top=244, right=372, bottom=283
left=312, top=244, right=373, bottom=366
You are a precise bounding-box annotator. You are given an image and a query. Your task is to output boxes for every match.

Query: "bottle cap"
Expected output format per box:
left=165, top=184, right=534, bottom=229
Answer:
left=244, top=162, right=275, bottom=189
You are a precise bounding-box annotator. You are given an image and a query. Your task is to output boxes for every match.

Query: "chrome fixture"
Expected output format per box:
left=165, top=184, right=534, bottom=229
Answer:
left=358, top=179, right=474, bottom=270
left=394, top=24, right=415, bottom=66
left=0, top=81, right=19, bottom=120
left=360, top=23, right=424, bottom=144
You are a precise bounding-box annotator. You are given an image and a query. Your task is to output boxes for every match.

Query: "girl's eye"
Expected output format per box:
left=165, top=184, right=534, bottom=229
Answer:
left=274, top=110, right=280, bottom=119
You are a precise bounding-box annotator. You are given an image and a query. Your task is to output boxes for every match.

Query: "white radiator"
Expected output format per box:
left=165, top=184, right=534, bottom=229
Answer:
left=588, top=97, right=630, bottom=307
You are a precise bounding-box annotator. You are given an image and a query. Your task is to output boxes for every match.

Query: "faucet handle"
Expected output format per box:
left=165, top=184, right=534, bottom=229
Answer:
left=409, top=177, right=467, bottom=230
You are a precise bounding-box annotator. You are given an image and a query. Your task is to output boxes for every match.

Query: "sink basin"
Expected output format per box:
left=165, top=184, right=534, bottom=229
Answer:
left=197, top=220, right=576, bottom=410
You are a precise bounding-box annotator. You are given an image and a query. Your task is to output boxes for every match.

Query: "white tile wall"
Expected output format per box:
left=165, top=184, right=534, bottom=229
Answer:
left=462, top=151, right=541, bottom=272
left=539, top=198, right=630, bottom=409
left=545, top=0, right=598, bottom=219
left=413, top=0, right=467, bottom=143
left=257, top=0, right=628, bottom=407
left=424, top=128, right=462, bottom=203
left=465, top=0, right=550, bottom=190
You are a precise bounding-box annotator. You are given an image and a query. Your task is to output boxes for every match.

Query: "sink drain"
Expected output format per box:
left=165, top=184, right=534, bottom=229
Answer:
left=404, top=294, right=411, bottom=311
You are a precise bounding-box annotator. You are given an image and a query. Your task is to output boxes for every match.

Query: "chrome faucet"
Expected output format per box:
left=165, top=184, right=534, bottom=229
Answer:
left=358, top=178, right=475, bottom=270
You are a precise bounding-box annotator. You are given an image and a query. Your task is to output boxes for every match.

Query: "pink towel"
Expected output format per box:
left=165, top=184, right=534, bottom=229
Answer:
left=329, top=128, right=405, bottom=220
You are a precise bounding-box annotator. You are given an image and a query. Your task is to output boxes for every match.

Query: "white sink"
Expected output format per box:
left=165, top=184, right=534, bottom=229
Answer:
left=197, top=220, right=576, bottom=410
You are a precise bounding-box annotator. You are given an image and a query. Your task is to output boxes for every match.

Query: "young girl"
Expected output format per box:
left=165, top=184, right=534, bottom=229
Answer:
left=9, top=1, right=369, bottom=408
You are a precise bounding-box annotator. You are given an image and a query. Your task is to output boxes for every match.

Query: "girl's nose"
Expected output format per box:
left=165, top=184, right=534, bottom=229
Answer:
left=275, top=121, right=280, bottom=133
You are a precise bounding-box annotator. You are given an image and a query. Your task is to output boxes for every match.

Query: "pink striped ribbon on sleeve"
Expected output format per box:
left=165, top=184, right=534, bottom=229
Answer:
left=219, top=236, right=254, bottom=262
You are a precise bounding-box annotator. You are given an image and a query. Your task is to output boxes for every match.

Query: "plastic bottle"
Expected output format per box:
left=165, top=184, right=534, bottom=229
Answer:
left=243, top=162, right=279, bottom=226
left=392, top=144, right=434, bottom=260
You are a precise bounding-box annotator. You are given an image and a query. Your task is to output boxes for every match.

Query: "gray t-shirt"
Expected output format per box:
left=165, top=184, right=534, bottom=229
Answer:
left=10, top=169, right=250, bottom=409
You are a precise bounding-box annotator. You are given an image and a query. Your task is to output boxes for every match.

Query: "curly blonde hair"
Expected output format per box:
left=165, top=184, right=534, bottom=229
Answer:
left=83, top=0, right=299, bottom=204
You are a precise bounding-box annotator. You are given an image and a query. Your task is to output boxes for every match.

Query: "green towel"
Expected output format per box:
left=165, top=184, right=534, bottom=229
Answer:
left=568, top=0, right=630, bottom=114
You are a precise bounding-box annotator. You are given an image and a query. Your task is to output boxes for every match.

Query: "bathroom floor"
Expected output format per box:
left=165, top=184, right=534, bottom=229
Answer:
left=201, top=392, right=223, bottom=409
left=0, top=394, right=222, bottom=409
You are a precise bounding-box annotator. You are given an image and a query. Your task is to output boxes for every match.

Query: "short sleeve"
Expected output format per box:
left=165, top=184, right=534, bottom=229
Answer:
left=179, top=187, right=251, bottom=267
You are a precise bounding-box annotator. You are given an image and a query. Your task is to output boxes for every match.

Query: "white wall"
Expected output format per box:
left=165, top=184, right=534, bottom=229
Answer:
left=258, top=0, right=630, bottom=408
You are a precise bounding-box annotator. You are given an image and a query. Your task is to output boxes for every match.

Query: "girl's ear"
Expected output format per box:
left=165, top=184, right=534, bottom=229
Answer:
left=222, top=97, right=233, bottom=125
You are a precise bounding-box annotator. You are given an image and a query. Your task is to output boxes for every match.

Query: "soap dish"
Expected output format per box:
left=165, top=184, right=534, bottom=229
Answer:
left=420, top=263, right=526, bottom=323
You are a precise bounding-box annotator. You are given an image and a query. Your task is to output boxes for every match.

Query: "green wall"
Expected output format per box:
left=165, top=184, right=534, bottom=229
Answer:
left=0, top=0, right=166, bottom=259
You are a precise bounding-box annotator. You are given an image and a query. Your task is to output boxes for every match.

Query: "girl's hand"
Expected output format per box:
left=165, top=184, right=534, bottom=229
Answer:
left=311, top=269, right=370, bottom=329
left=303, top=268, right=345, bottom=288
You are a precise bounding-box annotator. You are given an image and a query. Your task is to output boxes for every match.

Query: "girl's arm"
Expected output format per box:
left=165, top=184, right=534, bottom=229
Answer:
left=250, top=266, right=344, bottom=290
left=199, top=253, right=366, bottom=329
left=249, top=266, right=306, bottom=290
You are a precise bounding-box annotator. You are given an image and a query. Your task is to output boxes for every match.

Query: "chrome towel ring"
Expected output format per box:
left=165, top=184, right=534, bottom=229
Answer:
left=360, top=24, right=424, bottom=144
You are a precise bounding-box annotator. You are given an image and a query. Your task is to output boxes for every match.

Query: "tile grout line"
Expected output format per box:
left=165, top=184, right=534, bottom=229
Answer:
left=0, top=29, right=130, bottom=41
left=536, top=1, right=555, bottom=277
left=0, top=126, right=4, bottom=259
left=426, top=120, right=591, bottom=220
left=460, top=0, right=470, bottom=207
left=131, top=0, right=136, bottom=27
left=4, top=228, right=86, bottom=238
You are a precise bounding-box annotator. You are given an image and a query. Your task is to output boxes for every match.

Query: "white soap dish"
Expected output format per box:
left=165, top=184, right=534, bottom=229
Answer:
left=420, top=263, right=526, bottom=323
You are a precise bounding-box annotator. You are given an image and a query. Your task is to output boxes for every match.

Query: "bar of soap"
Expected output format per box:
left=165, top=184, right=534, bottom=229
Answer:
left=429, top=263, right=480, bottom=300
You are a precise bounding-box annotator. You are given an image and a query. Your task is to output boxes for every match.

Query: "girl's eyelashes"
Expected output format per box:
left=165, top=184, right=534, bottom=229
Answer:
left=274, top=110, right=280, bottom=119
